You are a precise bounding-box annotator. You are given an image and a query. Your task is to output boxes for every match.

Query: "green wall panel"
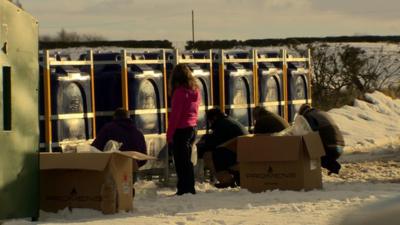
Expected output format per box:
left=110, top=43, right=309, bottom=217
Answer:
left=0, top=0, right=39, bottom=220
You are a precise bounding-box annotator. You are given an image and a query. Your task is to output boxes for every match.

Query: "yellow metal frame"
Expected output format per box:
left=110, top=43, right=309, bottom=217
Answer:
left=88, top=50, right=97, bottom=138
left=42, top=50, right=96, bottom=152
left=307, top=49, right=313, bottom=106
left=43, top=50, right=52, bottom=152
left=162, top=50, right=169, bottom=129
left=218, top=49, right=225, bottom=112
left=282, top=49, right=312, bottom=122
left=41, top=48, right=312, bottom=145
left=120, top=49, right=129, bottom=111
left=209, top=49, right=214, bottom=106
left=282, top=49, right=289, bottom=122
left=252, top=49, right=259, bottom=106
left=119, top=49, right=168, bottom=129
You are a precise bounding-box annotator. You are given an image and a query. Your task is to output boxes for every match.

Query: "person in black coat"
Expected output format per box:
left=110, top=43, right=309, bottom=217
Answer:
left=197, top=109, right=249, bottom=188
left=253, top=106, right=289, bottom=134
left=92, top=108, right=147, bottom=167
left=298, top=104, right=345, bottom=174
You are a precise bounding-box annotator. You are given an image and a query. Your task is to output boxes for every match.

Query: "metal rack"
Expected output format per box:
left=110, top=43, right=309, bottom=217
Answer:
left=39, top=47, right=312, bottom=184
left=254, top=49, right=312, bottom=122
left=41, top=50, right=96, bottom=152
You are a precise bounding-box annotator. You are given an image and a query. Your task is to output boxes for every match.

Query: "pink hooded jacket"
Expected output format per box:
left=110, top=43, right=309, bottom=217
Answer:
left=166, top=86, right=201, bottom=143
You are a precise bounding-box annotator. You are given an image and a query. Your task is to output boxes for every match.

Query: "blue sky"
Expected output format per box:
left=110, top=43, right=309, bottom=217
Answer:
left=20, top=0, right=400, bottom=43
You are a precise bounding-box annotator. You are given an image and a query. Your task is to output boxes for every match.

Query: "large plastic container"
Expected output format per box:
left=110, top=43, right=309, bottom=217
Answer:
left=257, top=52, right=284, bottom=116
left=92, top=52, right=166, bottom=134
left=39, top=54, right=94, bottom=151
left=92, top=52, right=167, bottom=171
left=287, top=61, right=310, bottom=122
left=213, top=51, right=254, bottom=130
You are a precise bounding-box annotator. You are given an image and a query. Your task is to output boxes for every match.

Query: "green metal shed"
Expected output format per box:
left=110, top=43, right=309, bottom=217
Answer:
left=0, top=0, right=39, bottom=220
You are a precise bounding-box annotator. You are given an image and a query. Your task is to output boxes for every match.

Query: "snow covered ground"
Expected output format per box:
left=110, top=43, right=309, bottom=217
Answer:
left=4, top=91, right=400, bottom=225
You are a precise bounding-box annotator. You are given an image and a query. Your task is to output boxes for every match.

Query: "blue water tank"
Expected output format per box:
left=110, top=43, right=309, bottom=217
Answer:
left=92, top=52, right=167, bottom=170
left=129, top=62, right=165, bottom=135
left=92, top=52, right=166, bottom=134
left=213, top=51, right=254, bottom=129
left=287, top=61, right=310, bottom=122
left=39, top=54, right=93, bottom=151
left=257, top=52, right=284, bottom=117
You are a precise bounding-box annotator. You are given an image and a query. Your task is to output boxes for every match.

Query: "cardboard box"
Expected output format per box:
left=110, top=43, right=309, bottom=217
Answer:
left=40, top=151, right=154, bottom=214
left=221, top=132, right=325, bottom=193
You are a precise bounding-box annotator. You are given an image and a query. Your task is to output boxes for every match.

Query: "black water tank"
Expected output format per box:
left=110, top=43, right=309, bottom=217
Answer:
left=213, top=52, right=254, bottom=130
left=92, top=52, right=166, bottom=135
left=258, top=54, right=284, bottom=116
left=287, top=61, right=310, bottom=122
left=39, top=54, right=93, bottom=151
left=92, top=52, right=168, bottom=170
left=187, top=60, right=212, bottom=132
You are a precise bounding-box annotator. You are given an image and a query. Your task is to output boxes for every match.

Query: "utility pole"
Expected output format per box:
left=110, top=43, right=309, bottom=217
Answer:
left=192, top=10, right=195, bottom=49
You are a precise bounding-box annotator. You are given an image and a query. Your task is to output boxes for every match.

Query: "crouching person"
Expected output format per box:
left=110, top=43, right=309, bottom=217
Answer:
left=298, top=104, right=345, bottom=175
left=197, top=109, right=248, bottom=188
left=91, top=108, right=148, bottom=168
left=253, top=106, right=289, bottom=134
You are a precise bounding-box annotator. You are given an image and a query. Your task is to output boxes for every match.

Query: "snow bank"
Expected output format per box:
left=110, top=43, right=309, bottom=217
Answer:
left=329, top=91, right=400, bottom=154
left=3, top=92, right=400, bottom=225
left=4, top=180, right=399, bottom=225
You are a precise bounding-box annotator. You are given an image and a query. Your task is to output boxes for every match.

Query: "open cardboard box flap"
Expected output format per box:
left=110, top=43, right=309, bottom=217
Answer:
left=302, top=132, right=326, bottom=159
left=40, top=151, right=156, bottom=171
left=117, top=151, right=157, bottom=161
left=219, top=132, right=325, bottom=162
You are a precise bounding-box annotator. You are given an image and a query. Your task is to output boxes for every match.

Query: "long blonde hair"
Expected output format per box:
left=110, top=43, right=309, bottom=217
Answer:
left=169, top=64, right=198, bottom=96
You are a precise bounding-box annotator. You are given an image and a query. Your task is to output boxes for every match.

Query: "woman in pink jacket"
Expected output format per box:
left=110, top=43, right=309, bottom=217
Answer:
left=167, top=64, right=201, bottom=195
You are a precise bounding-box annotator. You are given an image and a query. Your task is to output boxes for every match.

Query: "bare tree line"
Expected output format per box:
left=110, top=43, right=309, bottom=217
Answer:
left=294, top=43, right=400, bottom=110
left=40, top=28, right=106, bottom=43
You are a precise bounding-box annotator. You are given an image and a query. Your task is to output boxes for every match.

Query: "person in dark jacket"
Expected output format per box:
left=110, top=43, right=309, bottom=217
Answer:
left=91, top=108, right=147, bottom=167
left=298, top=104, right=345, bottom=175
left=197, top=108, right=249, bottom=188
left=253, top=106, right=289, bottom=134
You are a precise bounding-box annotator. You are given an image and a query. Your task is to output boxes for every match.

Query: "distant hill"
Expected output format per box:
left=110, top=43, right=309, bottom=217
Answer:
left=186, top=35, right=400, bottom=50
left=39, top=40, right=173, bottom=50
left=39, top=36, right=400, bottom=50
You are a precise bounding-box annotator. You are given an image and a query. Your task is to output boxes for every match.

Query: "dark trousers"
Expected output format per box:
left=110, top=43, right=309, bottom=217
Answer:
left=212, top=147, right=240, bottom=185
left=321, top=146, right=343, bottom=174
left=172, top=127, right=196, bottom=194
left=212, top=147, right=237, bottom=172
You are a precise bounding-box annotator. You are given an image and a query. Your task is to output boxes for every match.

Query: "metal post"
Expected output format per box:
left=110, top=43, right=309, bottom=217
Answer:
left=252, top=49, right=259, bottom=106
left=282, top=49, right=289, bottom=122
left=209, top=49, right=214, bottom=106
left=174, top=48, right=179, bottom=66
left=43, top=50, right=52, bottom=152
left=120, top=49, right=129, bottom=111
left=162, top=49, right=170, bottom=184
left=307, top=48, right=313, bottom=106
left=219, top=49, right=225, bottom=112
left=162, top=49, right=169, bottom=129
left=88, top=50, right=96, bottom=138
